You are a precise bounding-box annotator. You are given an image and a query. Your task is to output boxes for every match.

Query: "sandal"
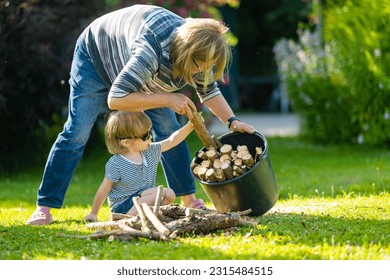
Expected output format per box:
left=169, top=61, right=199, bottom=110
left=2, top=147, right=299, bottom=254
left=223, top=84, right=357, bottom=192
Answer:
left=26, top=209, right=52, bottom=225
left=188, top=199, right=206, bottom=209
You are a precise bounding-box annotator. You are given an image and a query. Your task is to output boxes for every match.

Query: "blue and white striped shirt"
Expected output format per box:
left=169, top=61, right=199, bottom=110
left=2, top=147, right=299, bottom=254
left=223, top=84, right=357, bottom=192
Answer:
left=105, top=142, right=162, bottom=211
left=83, top=4, right=221, bottom=102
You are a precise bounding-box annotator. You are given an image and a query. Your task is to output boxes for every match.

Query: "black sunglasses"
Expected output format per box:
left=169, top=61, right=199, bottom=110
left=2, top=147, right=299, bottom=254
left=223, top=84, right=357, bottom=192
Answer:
left=117, top=130, right=153, bottom=141
left=192, top=58, right=202, bottom=72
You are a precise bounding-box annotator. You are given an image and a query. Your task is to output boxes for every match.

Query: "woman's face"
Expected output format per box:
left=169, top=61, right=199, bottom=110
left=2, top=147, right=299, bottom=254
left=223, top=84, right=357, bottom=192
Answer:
left=191, top=59, right=213, bottom=75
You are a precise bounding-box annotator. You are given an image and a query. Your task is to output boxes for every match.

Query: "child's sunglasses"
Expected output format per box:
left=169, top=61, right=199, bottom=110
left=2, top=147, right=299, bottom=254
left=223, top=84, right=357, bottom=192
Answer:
left=118, top=130, right=153, bottom=141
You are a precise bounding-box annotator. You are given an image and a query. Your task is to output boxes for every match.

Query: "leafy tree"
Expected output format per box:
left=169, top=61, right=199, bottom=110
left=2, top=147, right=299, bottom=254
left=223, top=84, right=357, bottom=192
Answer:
left=274, top=0, right=390, bottom=146
left=0, top=0, right=106, bottom=171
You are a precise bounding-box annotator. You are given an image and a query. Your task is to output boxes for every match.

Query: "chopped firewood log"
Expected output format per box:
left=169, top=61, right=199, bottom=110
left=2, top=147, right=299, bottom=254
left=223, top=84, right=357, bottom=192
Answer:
left=192, top=165, right=201, bottom=176
left=215, top=168, right=226, bottom=182
left=233, top=165, right=245, bottom=175
left=233, top=158, right=243, bottom=167
left=237, top=145, right=249, bottom=153
left=190, top=160, right=199, bottom=170
left=237, top=150, right=250, bottom=159
left=220, top=144, right=233, bottom=155
left=221, top=162, right=233, bottom=179
left=242, top=153, right=255, bottom=168
left=197, top=150, right=208, bottom=160
left=190, top=111, right=217, bottom=149
left=230, top=150, right=238, bottom=160
left=255, top=147, right=263, bottom=161
left=241, top=165, right=249, bottom=171
left=213, top=159, right=222, bottom=169
left=219, top=154, right=231, bottom=163
left=196, top=166, right=207, bottom=180
left=206, top=149, right=220, bottom=160
left=201, top=159, right=213, bottom=169
left=205, top=168, right=216, bottom=182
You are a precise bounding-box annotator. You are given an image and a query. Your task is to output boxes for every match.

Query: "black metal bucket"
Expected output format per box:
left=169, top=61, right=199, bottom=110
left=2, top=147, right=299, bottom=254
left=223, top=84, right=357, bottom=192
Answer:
left=192, top=132, right=278, bottom=216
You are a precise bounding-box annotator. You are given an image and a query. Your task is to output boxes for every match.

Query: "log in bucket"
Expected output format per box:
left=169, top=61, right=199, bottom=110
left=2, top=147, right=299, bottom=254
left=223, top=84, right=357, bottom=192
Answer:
left=192, top=132, right=279, bottom=216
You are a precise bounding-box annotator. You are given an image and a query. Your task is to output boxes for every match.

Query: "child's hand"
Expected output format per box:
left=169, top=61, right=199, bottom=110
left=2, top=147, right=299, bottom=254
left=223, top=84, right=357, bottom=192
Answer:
left=83, top=213, right=98, bottom=222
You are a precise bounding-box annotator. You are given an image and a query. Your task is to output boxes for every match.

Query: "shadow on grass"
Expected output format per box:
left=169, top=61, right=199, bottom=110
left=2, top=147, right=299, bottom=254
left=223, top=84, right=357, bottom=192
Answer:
left=1, top=208, right=388, bottom=260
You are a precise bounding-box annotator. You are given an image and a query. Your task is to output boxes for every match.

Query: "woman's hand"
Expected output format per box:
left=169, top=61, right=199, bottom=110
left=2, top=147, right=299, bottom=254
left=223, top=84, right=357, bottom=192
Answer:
left=166, top=93, right=197, bottom=120
left=229, top=120, right=256, bottom=134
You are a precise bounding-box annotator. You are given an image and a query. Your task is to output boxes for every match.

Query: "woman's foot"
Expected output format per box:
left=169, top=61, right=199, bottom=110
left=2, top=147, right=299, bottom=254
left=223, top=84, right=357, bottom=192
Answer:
left=181, top=194, right=207, bottom=209
left=26, top=206, right=52, bottom=225
left=188, top=199, right=206, bottom=209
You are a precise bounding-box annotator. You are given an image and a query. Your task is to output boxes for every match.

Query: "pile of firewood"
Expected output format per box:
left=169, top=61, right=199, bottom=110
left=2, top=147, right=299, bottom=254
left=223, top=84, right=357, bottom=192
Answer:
left=191, top=144, right=263, bottom=183
left=59, top=186, right=255, bottom=242
left=187, top=111, right=263, bottom=183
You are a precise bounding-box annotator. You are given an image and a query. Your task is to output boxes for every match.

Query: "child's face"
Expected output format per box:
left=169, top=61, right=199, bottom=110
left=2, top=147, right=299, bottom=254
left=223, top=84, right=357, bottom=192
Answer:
left=120, top=130, right=153, bottom=152
left=132, top=130, right=153, bottom=151
left=133, top=136, right=152, bottom=151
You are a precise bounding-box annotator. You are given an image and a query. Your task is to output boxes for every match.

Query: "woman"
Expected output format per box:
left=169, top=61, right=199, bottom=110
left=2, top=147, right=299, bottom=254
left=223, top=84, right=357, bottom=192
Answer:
left=27, top=4, right=255, bottom=225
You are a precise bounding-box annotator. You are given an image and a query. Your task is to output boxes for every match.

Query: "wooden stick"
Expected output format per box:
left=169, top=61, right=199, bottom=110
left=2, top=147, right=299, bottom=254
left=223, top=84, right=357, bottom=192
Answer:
left=58, top=230, right=121, bottom=239
left=85, top=221, right=123, bottom=230
left=111, top=213, right=132, bottom=221
left=212, top=135, right=223, bottom=148
left=190, top=111, right=217, bottom=149
left=66, top=224, right=166, bottom=241
left=117, top=223, right=166, bottom=241
left=153, top=185, right=164, bottom=216
left=132, top=196, right=151, bottom=232
left=141, top=203, right=170, bottom=236
left=235, top=209, right=253, bottom=216
left=185, top=207, right=217, bottom=217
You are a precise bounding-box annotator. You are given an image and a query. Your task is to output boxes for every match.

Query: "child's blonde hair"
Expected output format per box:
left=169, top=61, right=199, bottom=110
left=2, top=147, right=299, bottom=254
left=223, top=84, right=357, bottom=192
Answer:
left=104, top=111, right=152, bottom=154
left=171, top=18, right=232, bottom=93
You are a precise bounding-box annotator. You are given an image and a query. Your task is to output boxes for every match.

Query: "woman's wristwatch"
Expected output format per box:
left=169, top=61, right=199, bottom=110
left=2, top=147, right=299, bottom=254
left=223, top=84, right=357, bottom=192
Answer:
left=226, top=116, right=240, bottom=130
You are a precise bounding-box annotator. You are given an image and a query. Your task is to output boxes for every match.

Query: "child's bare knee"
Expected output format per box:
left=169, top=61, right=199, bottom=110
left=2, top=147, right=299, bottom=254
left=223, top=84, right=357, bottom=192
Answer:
left=163, top=188, right=176, bottom=203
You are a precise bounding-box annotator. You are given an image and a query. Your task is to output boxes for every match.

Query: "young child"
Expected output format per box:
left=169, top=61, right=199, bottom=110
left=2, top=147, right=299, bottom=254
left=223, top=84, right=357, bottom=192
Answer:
left=83, top=110, right=194, bottom=222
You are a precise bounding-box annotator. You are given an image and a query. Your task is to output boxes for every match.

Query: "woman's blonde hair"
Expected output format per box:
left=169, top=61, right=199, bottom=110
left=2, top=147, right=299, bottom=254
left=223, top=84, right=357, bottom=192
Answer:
left=171, top=18, right=232, bottom=92
left=104, top=111, right=152, bottom=154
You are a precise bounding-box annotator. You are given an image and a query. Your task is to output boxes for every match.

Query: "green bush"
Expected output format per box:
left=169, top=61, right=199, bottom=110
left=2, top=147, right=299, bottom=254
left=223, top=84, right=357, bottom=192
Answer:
left=0, top=0, right=106, bottom=171
left=274, top=0, right=390, bottom=147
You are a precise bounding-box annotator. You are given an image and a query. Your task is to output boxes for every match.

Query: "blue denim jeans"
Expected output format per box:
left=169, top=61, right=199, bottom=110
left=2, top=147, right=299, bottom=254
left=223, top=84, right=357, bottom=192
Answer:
left=36, top=34, right=195, bottom=208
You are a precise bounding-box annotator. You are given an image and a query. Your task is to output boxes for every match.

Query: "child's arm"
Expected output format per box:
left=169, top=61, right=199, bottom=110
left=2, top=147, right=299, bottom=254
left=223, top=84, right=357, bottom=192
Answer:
left=160, top=122, right=194, bottom=152
left=83, top=178, right=113, bottom=222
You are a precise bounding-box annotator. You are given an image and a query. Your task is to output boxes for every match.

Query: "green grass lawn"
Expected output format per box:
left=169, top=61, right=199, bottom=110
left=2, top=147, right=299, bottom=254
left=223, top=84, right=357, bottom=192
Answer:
left=0, top=133, right=389, bottom=260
